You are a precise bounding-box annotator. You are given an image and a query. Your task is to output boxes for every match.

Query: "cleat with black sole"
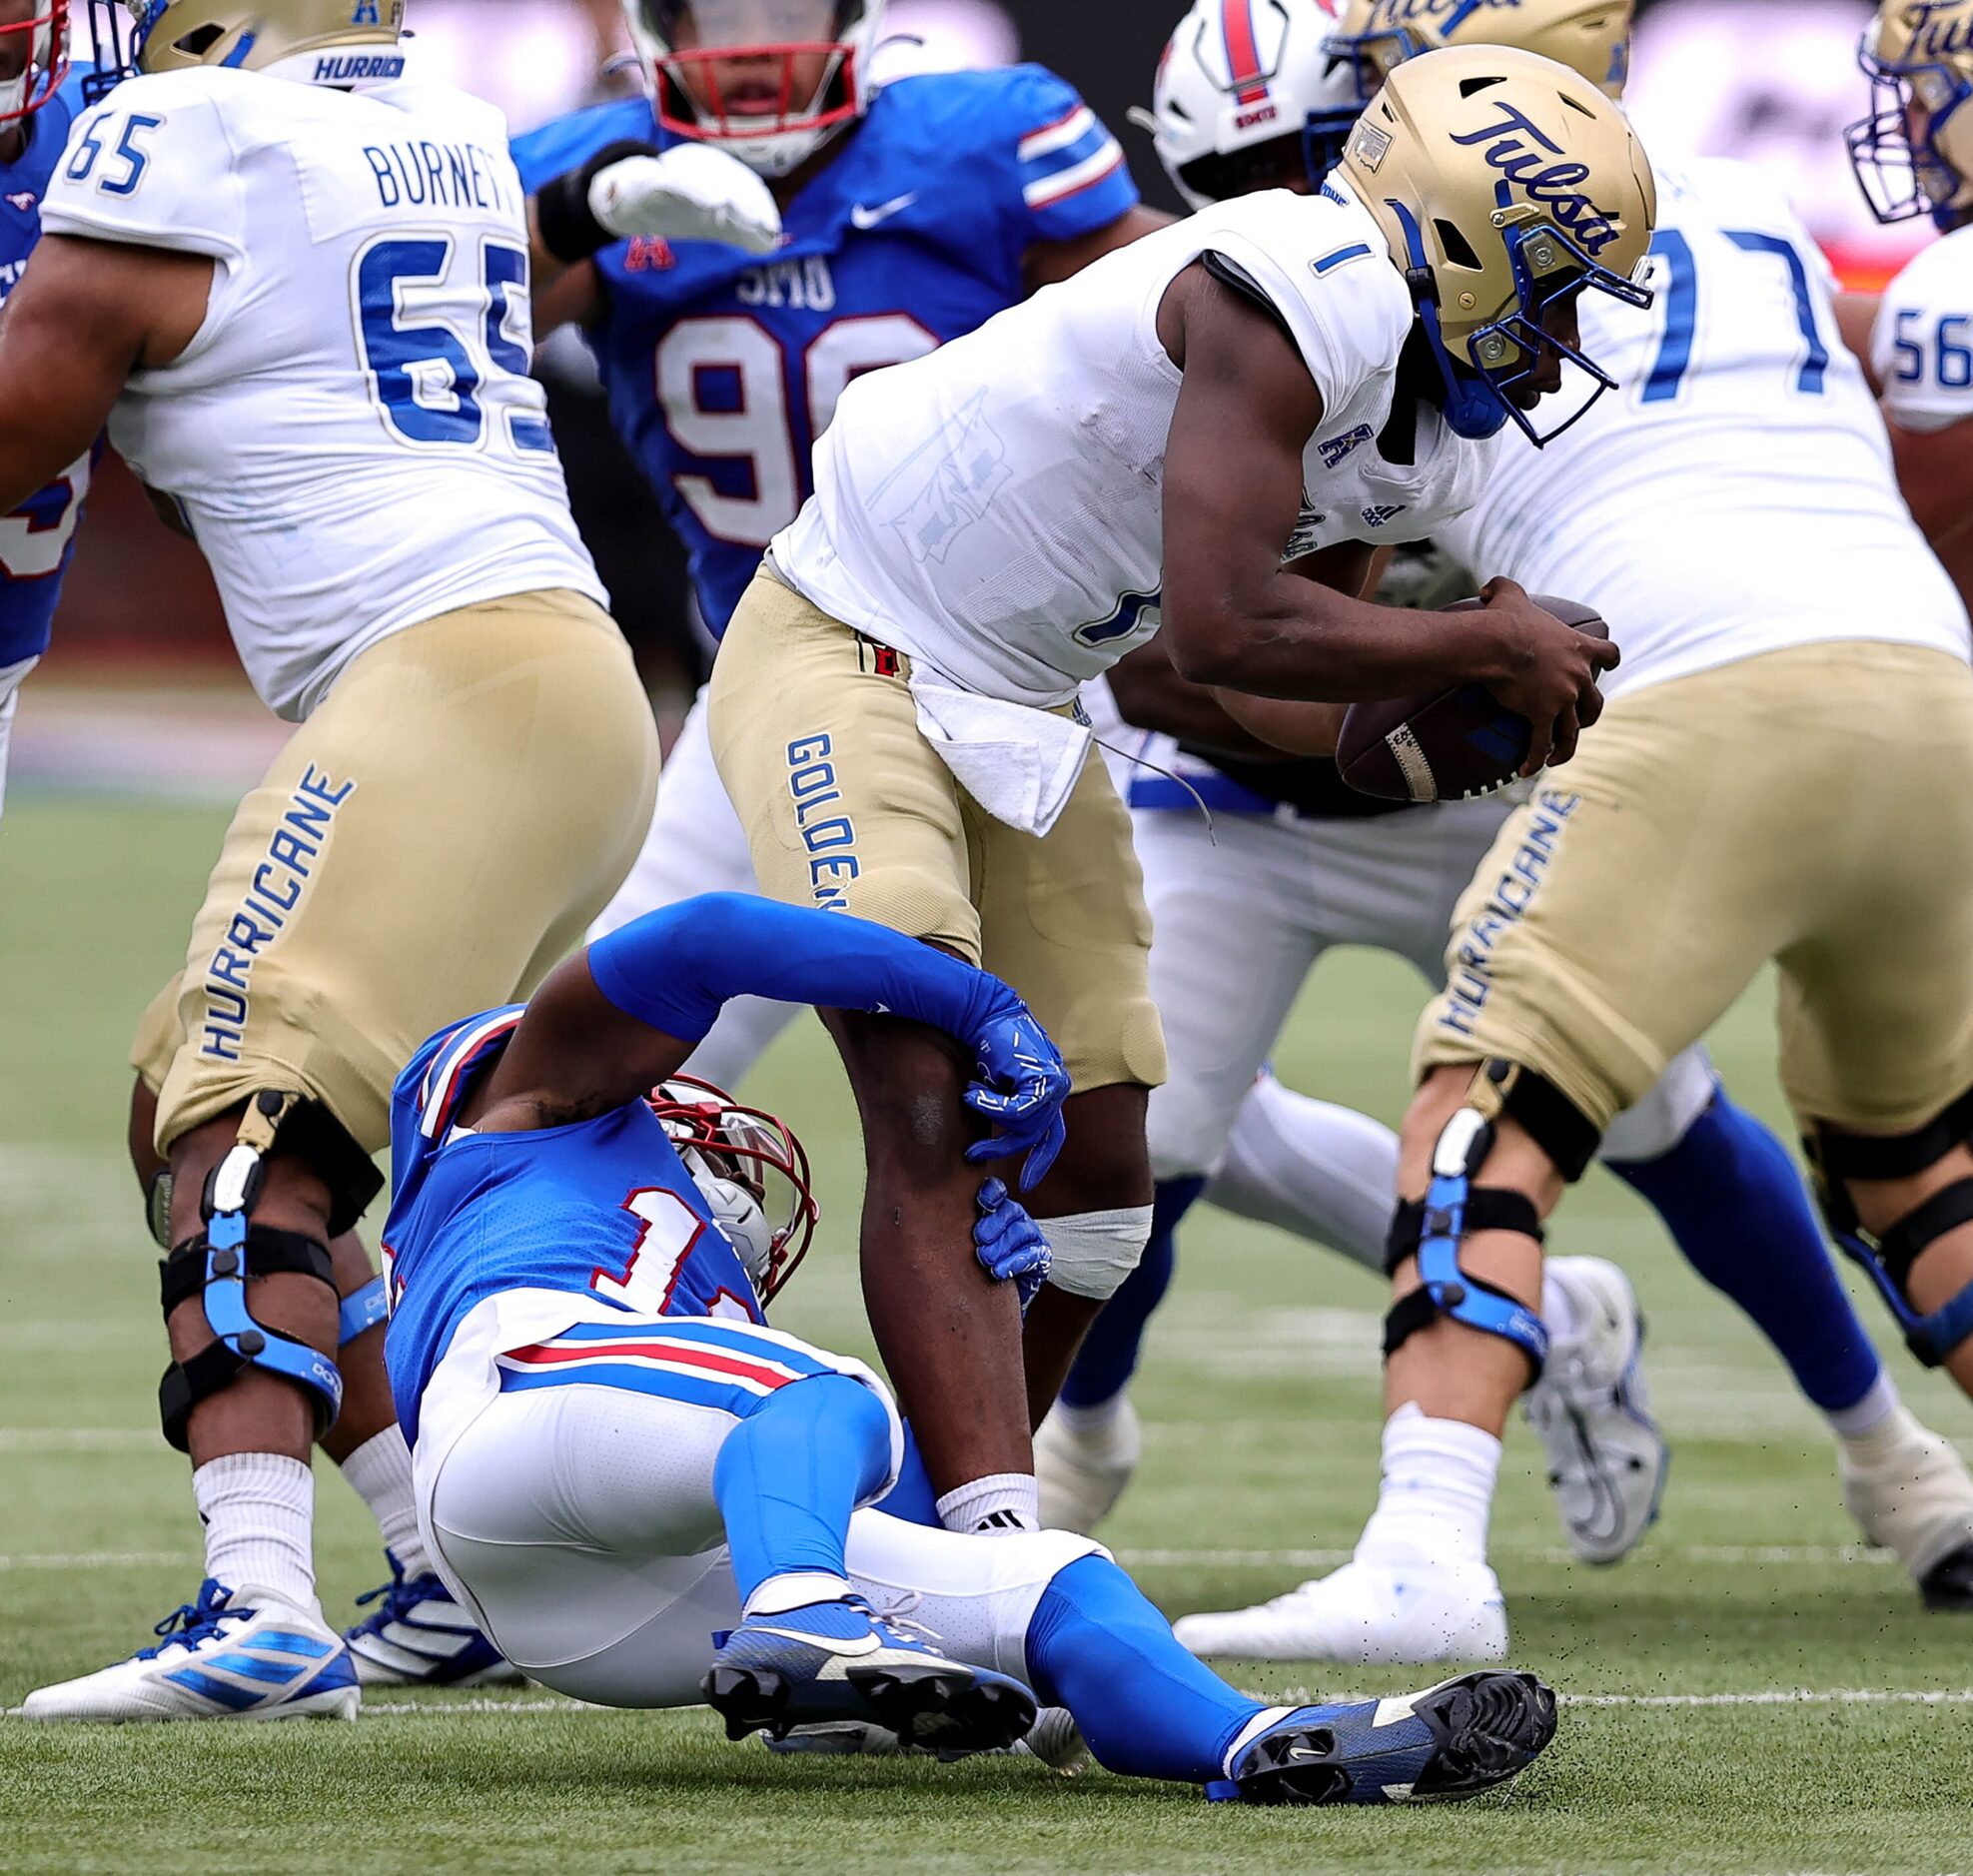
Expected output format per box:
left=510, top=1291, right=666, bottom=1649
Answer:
left=1919, top=1539, right=1973, bottom=1611
left=1224, top=1669, right=1558, bottom=1807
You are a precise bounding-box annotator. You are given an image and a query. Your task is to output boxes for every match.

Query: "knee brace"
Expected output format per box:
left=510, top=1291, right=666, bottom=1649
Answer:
left=1041, top=1205, right=1155, bottom=1301
left=339, top=1275, right=390, bottom=1346
left=1382, top=1106, right=1550, bottom=1385
left=156, top=1091, right=344, bottom=1451
left=1805, top=1090, right=1973, bottom=1368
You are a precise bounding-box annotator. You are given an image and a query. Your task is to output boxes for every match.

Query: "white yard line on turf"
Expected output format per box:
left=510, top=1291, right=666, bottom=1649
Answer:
left=0, top=1552, right=197, bottom=1570
left=0, top=1542, right=1906, bottom=1570
left=1114, top=1544, right=1900, bottom=1568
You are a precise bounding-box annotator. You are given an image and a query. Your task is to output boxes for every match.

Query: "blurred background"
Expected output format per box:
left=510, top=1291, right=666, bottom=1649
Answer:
left=15, top=0, right=1922, bottom=786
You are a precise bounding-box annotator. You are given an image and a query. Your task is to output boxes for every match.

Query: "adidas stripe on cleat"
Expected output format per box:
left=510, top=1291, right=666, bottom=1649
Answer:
left=1213, top=1670, right=1558, bottom=1806
left=344, top=1551, right=522, bottom=1688
left=702, top=1596, right=1036, bottom=1757
left=19, top=1579, right=360, bottom=1722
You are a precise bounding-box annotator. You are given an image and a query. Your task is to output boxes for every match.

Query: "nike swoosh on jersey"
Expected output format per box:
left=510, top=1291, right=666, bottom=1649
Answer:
left=850, top=193, right=918, bottom=230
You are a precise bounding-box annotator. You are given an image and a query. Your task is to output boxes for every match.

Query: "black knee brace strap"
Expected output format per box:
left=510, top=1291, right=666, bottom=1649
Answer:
left=1385, top=1191, right=1547, bottom=1277
left=1381, top=1109, right=1550, bottom=1383
left=1804, top=1083, right=1973, bottom=1201
left=158, top=1227, right=340, bottom=1453
left=1476, top=1059, right=1601, bottom=1183
left=1805, top=1090, right=1973, bottom=1368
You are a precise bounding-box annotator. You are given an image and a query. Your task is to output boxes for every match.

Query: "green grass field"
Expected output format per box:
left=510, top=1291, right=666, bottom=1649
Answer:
left=5, top=791, right=1973, bottom=1875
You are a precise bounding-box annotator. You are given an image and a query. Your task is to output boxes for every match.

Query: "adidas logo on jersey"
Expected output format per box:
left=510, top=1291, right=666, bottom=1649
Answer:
left=1361, top=503, right=1408, bottom=527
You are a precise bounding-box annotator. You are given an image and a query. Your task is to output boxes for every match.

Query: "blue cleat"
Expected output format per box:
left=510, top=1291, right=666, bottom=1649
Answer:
left=702, top=1597, right=1037, bottom=1756
left=20, top=1579, right=359, bottom=1722
left=1213, top=1669, right=1559, bottom=1806
left=344, top=1550, right=522, bottom=1688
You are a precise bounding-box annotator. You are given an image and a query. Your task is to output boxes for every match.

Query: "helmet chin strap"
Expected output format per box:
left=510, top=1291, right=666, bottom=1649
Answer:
left=1389, top=197, right=1512, bottom=443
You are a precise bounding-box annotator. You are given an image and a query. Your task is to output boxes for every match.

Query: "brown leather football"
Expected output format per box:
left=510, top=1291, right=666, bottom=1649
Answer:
left=1334, top=594, right=1609, bottom=804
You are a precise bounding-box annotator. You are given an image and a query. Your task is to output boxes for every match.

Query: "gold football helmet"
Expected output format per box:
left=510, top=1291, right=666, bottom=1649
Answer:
left=88, top=0, right=403, bottom=93
left=1849, top=0, right=1973, bottom=225
left=1327, top=0, right=1633, bottom=100
left=1337, top=42, right=1655, bottom=444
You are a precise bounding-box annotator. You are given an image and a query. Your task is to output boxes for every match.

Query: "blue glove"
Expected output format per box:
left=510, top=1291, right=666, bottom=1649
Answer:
left=962, top=1000, right=1070, bottom=1192
left=973, top=1177, right=1052, bottom=1313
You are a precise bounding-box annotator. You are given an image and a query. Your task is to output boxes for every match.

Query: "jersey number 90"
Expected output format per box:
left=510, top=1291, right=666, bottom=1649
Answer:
left=352, top=234, right=556, bottom=456
left=655, top=314, right=938, bottom=546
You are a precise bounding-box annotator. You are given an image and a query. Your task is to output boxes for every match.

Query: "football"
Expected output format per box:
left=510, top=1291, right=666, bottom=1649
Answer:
left=1334, top=594, right=1611, bottom=803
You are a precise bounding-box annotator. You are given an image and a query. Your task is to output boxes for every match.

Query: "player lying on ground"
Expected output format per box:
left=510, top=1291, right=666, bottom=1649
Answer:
left=1177, top=0, right=1973, bottom=1665
left=6, top=0, right=802, bottom=1716
left=379, top=888, right=1557, bottom=1805
left=1045, top=0, right=1973, bottom=1626
left=1844, top=0, right=1973, bottom=607
left=702, top=43, right=1650, bottom=1537
left=507, top=0, right=1162, bottom=1538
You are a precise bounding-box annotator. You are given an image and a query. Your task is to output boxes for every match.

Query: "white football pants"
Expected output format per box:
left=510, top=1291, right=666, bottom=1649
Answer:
left=419, top=1317, right=1100, bottom=1708
left=1135, top=798, right=1719, bottom=1270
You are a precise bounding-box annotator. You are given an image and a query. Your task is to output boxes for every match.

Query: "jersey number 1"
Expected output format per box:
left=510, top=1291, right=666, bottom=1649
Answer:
left=590, top=1187, right=708, bottom=1315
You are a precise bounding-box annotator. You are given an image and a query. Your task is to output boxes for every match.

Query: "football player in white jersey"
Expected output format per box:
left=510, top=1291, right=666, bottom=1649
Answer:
left=704, top=43, right=1649, bottom=1542
left=1051, top=0, right=1973, bottom=1612
left=1046, top=0, right=1686, bottom=1565
left=1177, top=9, right=1973, bottom=1667
left=0, top=0, right=787, bottom=1721
left=1847, top=0, right=1973, bottom=607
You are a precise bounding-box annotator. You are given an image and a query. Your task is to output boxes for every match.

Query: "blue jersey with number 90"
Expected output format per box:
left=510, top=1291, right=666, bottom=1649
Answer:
left=511, top=66, right=1138, bottom=638
left=0, top=72, right=94, bottom=670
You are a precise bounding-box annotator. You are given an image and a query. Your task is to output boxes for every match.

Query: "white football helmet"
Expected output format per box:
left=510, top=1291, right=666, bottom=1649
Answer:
left=1135, top=0, right=1358, bottom=210
left=621, top=0, right=886, bottom=178
left=647, top=1075, right=819, bottom=1304
left=0, top=0, right=68, bottom=123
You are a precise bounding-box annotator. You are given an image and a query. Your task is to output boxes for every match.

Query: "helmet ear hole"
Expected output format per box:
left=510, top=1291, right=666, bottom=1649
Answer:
left=173, top=24, right=227, bottom=55
left=1435, top=218, right=1483, bottom=271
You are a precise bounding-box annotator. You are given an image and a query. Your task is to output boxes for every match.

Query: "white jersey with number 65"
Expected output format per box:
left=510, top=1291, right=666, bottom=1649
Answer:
left=39, top=63, right=604, bottom=721
left=1439, top=160, right=1968, bottom=700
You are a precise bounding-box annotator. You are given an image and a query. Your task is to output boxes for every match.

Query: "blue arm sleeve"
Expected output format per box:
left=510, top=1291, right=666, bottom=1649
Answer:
left=510, top=97, right=658, bottom=196
left=586, top=893, right=1006, bottom=1049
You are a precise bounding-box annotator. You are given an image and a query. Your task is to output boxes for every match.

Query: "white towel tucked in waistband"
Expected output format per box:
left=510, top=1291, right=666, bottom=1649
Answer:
left=909, top=674, right=1091, bottom=837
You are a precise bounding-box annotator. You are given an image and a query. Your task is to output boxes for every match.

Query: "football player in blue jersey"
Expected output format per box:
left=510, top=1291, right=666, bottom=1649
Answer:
left=512, top=0, right=1164, bottom=1538
left=376, top=886, right=1557, bottom=1806
left=0, top=0, right=91, bottom=818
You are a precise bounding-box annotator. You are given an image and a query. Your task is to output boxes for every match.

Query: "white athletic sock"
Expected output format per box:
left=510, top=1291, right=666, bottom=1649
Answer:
left=1355, top=1402, right=1501, bottom=1569
left=339, top=1425, right=433, bottom=1578
left=744, top=1571, right=853, bottom=1617
left=936, top=1472, right=1041, bottom=1534
left=1828, top=1373, right=1902, bottom=1442
left=193, top=1452, right=316, bottom=1611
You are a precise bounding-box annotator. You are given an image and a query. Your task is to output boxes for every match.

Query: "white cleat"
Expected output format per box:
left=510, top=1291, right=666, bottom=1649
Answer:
left=1173, top=1555, right=1508, bottom=1665
left=1839, top=1405, right=1973, bottom=1608
left=1034, top=1396, right=1141, bottom=1534
left=19, top=1578, right=360, bottom=1722
left=1524, top=1256, right=1667, bottom=1565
